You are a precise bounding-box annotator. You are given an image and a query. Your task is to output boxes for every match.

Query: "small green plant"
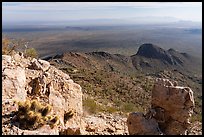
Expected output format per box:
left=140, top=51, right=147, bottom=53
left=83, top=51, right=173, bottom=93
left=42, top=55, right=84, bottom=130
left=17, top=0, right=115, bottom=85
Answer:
left=191, top=113, right=202, bottom=123
left=14, top=99, right=59, bottom=130
left=39, top=105, right=52, bottom=116
left=49, top=116, right=60, bottom=129
left=30, top=99, right=42, bottom=112
left=24, top=48, right=38, bottom=58
left=83, top=98, right=97, bottom=114
left=121, top=102, right=135, bottom=112
left=64, top=109, right=75, bottom=123
left=83, top=97, right=104, bottom=114
left=2, top=37, right=11, bottom=55
left=105, top=106, right=118, bottom=113
left=18, top=100, right=31, bottom=113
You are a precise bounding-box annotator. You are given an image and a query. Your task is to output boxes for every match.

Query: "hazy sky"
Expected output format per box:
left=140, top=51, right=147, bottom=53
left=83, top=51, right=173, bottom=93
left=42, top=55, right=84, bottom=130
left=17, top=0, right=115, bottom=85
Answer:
left=2, top=2, right=202, bottom=24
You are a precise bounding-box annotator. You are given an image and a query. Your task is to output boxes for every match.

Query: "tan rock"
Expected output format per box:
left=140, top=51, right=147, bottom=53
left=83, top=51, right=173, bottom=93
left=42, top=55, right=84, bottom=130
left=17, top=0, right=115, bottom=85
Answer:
left=127, top=78, right=195, bottom=135
left=2, top=66, right=27, bottom=102
left=38, top=59, right=50, bottom=71
left=151, top=78, right=195, bottom=135
left=127, top=112, right=161, bottom=135
left=2, top=55, right=12, bottom=64
left=30, top=58, right=50, bottom=71
left=22, top=125, right=59, bottom=135
left=2, top=53, right=84, bottom=135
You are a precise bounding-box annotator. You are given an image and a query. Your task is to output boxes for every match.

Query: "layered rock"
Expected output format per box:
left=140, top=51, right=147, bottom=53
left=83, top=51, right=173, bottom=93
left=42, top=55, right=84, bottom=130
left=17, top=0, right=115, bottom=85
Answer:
left=2, top=52, right=84, bottom=135
left=127, top=78, right=195, bottom=135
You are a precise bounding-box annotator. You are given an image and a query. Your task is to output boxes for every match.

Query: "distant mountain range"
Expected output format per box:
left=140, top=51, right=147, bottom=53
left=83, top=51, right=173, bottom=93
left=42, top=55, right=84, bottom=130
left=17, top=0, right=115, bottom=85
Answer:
left=42, top=43, right=201, bottom=76
left=3, top=17, right=201, bottom=28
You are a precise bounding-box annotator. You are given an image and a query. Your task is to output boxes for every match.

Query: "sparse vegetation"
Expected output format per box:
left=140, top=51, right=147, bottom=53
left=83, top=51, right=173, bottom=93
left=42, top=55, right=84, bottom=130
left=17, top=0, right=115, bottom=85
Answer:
left=83, top=97, right=102, bottom=114
left=2, top=36, right=38, bottom=59
left=121, top=102, right=135, bottom=112
left=83, top=97, right=119, bottom=114
left=49, top=49, right=201, bottom=123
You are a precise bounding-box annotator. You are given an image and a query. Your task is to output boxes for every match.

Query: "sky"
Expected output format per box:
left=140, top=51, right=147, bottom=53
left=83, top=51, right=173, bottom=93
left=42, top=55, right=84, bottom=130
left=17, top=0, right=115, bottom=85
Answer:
left=2, top=2, right=202, bottom=25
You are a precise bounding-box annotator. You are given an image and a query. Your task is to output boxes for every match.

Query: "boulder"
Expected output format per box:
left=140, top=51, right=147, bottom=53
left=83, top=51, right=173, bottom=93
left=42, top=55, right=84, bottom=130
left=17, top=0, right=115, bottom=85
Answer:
left=151, top=78, right=195, bottom=135
left=127, top=78, right=195, bottom=135
left=127, top=112, right=161, bottom=135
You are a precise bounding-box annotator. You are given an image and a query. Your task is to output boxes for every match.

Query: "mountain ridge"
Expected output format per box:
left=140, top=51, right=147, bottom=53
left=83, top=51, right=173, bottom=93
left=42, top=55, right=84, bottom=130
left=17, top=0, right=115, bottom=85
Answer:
left=42, top=43, right=201, bottom=76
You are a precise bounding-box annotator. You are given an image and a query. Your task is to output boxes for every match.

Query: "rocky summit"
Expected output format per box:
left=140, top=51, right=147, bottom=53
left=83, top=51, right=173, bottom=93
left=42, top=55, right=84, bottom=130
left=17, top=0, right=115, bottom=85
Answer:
left=136, top=43, right=173, bottom=64
left=131, top=43, right=201, bottom=74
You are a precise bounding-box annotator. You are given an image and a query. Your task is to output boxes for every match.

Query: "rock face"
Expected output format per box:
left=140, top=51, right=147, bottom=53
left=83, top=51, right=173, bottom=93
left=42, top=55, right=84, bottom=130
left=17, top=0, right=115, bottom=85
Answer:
left=127, top=78, right=195, bottom=135
left=2, top=52, right=83, bottom=135
left=151, top=78, right=195, bottom=135
left=127, top=112, right=162, bottom=135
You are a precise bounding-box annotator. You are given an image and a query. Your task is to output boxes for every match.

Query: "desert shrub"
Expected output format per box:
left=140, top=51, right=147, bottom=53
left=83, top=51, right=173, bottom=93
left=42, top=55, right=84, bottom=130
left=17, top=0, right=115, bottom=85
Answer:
left=2, top=36, right=38, bottom=59
left=83, top=97, right=104, bottom=114
left=2, top=37, right=15, bottom=55
left=121, top=102, right=135, bottom=112
left=24, top=48, right=38, bottom=58
left=105, top=106, right=118, bottom=113
left=83, top=98, right=97, bottom=114
left=14, top=99, right=59, bottom=130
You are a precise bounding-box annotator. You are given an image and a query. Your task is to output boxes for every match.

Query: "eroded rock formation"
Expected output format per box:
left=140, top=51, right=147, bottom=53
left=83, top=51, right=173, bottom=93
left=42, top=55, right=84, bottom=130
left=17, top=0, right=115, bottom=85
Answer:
left=127, top=78, right=195, bottom=135
left=2, top=52, right=84, bottom=135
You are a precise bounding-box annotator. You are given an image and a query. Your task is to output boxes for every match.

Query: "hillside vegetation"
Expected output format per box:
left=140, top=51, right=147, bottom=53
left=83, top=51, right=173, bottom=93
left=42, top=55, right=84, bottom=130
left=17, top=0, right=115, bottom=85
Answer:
left=45, top=45, right=202, bottom=122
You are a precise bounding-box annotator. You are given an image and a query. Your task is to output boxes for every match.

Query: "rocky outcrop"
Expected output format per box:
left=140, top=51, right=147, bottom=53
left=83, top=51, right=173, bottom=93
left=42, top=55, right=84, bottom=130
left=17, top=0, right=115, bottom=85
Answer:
left=2, top=52, right=84, bottom=135
left=127, top=78, right=195, bottom=135
left=127, top=112, right=162, bottom=135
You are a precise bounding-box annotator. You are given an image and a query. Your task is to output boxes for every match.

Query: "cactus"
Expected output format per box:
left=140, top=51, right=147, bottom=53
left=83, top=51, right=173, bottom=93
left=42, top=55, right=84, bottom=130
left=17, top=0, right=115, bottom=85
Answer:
left=18, top=100, right=31, bottom=113
left=26, top=111, right=35, bottom=118
left=49, top=116, right=59, bottom=129
left=30, top=100, right=41, bottom=111
left=13, top=99, right=60, bottom=130
left=28, top=112, right=41, bottom=125
left=64, top=109, right=75, bottom=122
left=39, top=105, right=52, bottom=116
